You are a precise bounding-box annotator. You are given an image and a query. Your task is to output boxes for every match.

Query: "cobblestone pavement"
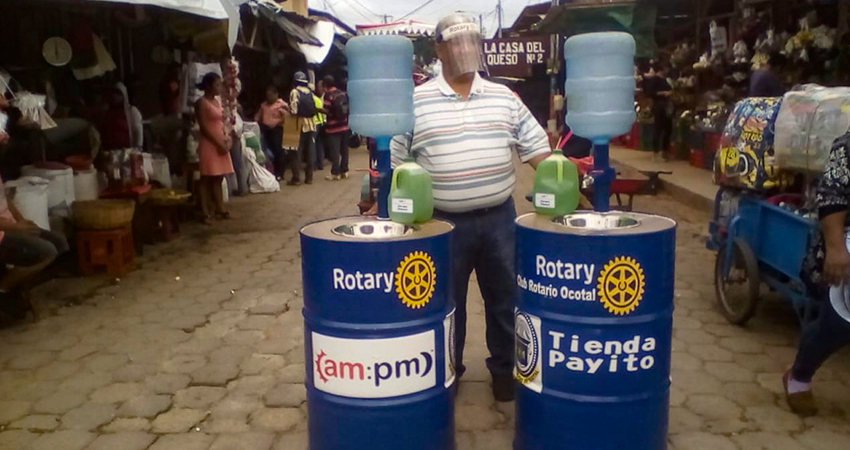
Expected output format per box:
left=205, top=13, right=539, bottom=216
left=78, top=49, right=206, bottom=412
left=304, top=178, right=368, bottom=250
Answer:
left=1, top=149, right=850, bottom=450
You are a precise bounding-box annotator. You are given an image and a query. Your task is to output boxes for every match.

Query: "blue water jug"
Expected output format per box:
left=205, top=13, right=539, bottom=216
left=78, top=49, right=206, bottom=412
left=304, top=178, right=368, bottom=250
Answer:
left=345, top=36, right=415, bottom=137
left=565, top=32, right=636, bottom=144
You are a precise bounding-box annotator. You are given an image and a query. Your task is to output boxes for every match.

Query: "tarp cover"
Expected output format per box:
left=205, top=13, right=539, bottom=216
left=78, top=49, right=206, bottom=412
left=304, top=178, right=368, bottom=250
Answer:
left=536, top=2, right=657, bottom=58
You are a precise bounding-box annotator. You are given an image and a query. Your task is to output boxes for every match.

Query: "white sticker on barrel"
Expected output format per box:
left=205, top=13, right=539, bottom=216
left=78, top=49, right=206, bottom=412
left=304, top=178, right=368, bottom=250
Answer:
left=312, top=331, right=437, bottom=398
left=444, top=310, right=456, bottom=388
left=515, top=310, right=543, bottom=393
left=534, top=193, right=555, bottom=209
left=392, top=198, right=414, bottom=214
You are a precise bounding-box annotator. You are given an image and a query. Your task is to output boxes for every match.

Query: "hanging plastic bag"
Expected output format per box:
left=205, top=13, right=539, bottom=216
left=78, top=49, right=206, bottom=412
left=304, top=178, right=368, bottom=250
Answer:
left=243, top=141, right=280, bottom=194
left=13, top=92, right=57, bottom=130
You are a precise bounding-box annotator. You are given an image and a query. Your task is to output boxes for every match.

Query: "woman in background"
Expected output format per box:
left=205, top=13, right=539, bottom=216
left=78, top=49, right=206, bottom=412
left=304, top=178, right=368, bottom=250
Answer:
left=255, top=85, right=288, bottom=180
left=194, top=73, right=233, bottom=224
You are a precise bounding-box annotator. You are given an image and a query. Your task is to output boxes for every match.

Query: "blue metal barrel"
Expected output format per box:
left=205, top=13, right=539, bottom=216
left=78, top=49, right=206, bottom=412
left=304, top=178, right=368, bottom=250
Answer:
left=301, top=218, right=456, bottom=450
left=514, top=212, right=676, bottom=450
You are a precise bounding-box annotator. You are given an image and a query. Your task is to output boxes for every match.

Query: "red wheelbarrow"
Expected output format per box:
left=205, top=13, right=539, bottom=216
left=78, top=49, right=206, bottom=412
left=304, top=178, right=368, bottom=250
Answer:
left=578, top=159, right=670, bottom=211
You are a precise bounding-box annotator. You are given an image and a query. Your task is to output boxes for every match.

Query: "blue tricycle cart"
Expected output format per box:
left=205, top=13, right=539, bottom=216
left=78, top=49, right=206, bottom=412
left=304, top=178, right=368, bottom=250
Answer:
left=707, top=187, right=818, bottom=325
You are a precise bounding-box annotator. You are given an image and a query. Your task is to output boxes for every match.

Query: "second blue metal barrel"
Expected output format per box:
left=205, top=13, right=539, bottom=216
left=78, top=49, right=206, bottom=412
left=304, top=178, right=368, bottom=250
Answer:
left=301, top=218, right=456, bottom=450
left=514, top=212, right=676, bottom=450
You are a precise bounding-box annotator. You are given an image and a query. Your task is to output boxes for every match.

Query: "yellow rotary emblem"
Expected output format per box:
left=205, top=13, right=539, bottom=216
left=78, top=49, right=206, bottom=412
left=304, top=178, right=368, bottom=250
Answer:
left=597, top=256, right=646, bottom=315
left=395, top=251, right=437, bottom=309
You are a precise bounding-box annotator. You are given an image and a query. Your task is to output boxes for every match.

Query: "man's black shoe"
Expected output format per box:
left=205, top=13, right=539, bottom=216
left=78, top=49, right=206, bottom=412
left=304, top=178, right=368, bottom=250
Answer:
left=492, top=375, right=515, bottom=402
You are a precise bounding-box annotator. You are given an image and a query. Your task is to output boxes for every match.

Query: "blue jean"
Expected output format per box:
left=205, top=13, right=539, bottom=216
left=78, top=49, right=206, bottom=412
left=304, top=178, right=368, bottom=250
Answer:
left=792, top=290, right=850, bottom=382
left=290, top=131, right=316, bottom=183
left=435, top=198, right=517, bottom=378
left=315, top=126, right=325, bottom=169
left=0, top=229, right=69, bottom=267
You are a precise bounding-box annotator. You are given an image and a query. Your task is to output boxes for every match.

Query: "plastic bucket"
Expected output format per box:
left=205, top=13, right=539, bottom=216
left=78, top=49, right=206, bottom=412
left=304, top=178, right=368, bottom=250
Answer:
left=5, top=176, right=51, bottom=230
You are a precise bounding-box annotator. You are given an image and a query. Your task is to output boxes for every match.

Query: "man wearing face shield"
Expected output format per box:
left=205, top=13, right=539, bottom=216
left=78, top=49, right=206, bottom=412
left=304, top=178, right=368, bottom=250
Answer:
left=391, top=14, right=552, bottom=402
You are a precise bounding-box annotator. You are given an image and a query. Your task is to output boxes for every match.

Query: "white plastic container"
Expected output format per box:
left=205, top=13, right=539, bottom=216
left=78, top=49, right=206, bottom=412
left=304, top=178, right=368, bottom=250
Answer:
left=21, top=164, right=75, bottom=210
left=5, top=176, right=50, bottom=230
left=73, top=169, right=100, bottom=201
left=564, top=32, right=637, bottom=144
left=151, top=154, right=172, bottom=188
left=345, top=36, right=415, bottom=137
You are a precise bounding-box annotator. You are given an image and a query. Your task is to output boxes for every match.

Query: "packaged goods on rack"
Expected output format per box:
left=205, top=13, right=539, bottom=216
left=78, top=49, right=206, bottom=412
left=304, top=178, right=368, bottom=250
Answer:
left=774, top=85, right=850, bottom=172
left=714, top=97, right=787, bottom=190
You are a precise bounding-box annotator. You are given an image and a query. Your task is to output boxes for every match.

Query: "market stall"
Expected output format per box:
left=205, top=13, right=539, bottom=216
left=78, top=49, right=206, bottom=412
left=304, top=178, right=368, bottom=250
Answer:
left=640, top=0, right=849, bottom=167
left=0, top=0, right=244, bottom=281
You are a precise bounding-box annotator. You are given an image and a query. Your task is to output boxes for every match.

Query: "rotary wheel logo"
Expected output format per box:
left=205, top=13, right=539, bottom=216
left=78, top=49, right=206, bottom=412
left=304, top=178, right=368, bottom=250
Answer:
left=597, top=256, right=646, bottom=315
left=396, top=251, right=436, bottom=309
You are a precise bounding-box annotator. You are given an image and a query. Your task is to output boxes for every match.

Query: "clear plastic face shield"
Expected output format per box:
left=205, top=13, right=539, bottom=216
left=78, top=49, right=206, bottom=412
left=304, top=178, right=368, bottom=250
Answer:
left=436, top=21, right=486, bottom=79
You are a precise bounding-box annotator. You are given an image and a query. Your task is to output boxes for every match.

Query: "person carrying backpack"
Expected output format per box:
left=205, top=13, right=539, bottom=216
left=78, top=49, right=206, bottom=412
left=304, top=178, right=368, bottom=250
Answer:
left=287, top=71, right=318, bottom=185
left=322, top=75, right=351, bottom=181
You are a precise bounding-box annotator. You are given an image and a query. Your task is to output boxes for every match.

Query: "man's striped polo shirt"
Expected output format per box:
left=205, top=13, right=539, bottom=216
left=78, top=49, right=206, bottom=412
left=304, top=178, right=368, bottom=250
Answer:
left=391, top=72, right=551, bottom=213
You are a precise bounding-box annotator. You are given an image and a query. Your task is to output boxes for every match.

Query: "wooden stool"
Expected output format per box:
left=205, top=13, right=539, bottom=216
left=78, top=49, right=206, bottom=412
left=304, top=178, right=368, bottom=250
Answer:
left=77, top=228, right=135, bottom=277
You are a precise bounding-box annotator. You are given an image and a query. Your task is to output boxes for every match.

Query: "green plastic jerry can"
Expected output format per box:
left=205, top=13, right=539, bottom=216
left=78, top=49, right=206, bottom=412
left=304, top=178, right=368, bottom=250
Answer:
left=389, top=157, right=434, bottom=224
left=532, top=148, right=580, bottom=216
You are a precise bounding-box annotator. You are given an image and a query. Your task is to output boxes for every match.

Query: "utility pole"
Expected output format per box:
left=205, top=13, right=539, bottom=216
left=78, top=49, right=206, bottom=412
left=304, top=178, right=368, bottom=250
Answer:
left=497, top=0, right=503, bottom=38
left=383, top=15, right=389, bottom=24
left=550, top=0, right=561, bottom=139
left=479, top=14, right=484, bottom=34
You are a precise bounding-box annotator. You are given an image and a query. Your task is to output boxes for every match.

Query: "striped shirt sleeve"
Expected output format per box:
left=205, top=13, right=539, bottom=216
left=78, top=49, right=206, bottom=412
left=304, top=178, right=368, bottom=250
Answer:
left=390, top=133, right=413, bottom=168
left=512, top=96, right=551, bottom=162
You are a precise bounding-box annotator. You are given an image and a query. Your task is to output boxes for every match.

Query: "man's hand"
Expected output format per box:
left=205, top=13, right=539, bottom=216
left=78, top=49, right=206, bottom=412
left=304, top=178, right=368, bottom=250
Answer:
left=528, top=152, right=550, bottom=170
left=219, top=136, right=233, bottom=154
left=825, top=244, right=850, bottom=286
left=20, top=220, right=39, bottom=230
left=821, top=211, right=850, bottom=286
left=0, top=131, right=9, bottom=145
left=0, top=220, right=38, bottom=233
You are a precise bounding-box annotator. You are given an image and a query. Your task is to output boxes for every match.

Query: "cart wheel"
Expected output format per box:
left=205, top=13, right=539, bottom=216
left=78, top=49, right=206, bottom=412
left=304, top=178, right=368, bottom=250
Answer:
left=715, top=238, right=760, bottom=325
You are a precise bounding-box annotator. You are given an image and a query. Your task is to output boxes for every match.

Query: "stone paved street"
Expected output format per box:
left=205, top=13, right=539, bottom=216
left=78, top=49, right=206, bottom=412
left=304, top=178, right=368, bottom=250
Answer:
left=1, top=149, right=850, bottom=449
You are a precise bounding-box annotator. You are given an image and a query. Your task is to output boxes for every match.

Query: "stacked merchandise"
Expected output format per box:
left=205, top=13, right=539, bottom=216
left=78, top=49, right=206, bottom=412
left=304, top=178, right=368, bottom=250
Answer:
left=774, top=85, right=850, bottom=173
left=714, top=97, right=787, bottom=190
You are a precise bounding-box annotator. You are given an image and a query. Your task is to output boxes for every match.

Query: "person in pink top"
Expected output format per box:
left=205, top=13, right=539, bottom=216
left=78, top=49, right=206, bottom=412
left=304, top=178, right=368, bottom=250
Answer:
left=195, top=73, right=234, bottom=224
left=0, top=175, right=68, bottom=318
left=255, top=85, right=288, bottom=180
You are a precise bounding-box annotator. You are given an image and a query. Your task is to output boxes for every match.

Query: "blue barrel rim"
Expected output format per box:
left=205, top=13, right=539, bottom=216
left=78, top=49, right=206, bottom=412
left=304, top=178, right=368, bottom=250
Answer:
left=515, top=212, right=677, bottom=237
left=301, top=216, right=454, bottom=243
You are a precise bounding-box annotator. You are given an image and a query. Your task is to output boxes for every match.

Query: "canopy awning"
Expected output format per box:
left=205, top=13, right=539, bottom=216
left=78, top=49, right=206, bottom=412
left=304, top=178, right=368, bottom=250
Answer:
left=357, top=20, right=436, bottom=37
left=247, top=0, right=322, bottom=46
left=535, top=1, right=658, bottom=58
left=80, top=0, right=229, bottom=19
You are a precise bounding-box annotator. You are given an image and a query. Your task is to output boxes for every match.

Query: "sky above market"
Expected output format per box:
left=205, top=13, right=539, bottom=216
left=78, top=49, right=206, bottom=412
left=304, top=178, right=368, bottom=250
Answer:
left=313, top=0, right=531, bottom=37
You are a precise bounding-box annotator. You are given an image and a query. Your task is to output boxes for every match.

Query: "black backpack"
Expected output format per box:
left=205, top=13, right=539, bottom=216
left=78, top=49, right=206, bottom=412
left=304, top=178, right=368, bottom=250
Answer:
left=295, top=89, right=317, bottom=118
left=330, top=90, right=349, bottom=121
